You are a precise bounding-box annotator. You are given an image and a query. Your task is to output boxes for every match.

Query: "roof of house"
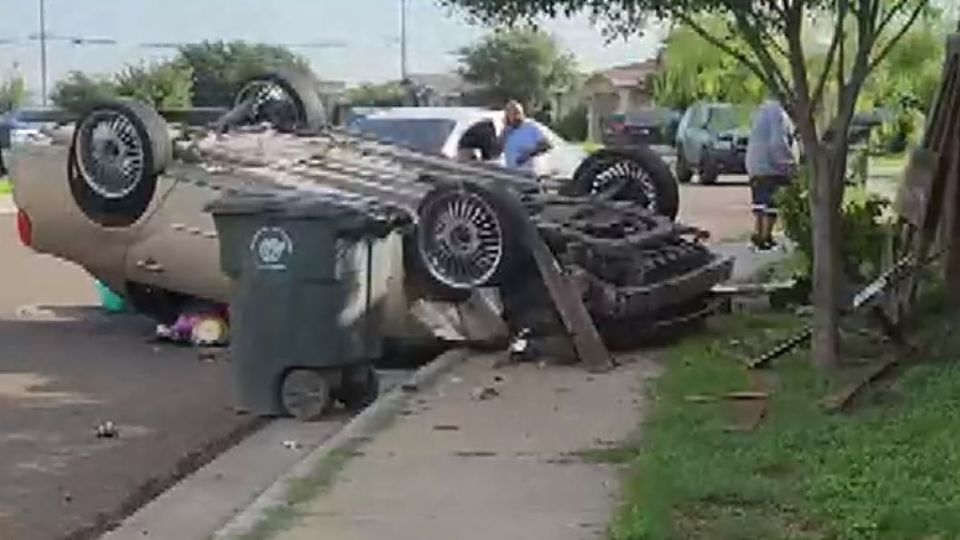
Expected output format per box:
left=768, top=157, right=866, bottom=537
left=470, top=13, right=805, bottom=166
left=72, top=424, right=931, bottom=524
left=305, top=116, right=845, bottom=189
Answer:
left=588, top=57, right=662, bottom=88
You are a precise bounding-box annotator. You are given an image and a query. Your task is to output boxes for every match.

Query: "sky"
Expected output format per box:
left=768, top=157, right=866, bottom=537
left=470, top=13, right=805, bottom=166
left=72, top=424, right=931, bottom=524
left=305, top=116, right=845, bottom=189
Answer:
left=0, top=0, right=666, bottom=103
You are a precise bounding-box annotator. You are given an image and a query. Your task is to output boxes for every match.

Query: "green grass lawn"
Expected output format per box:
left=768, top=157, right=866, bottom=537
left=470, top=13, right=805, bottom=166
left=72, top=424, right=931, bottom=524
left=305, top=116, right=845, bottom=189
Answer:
left=0, top=177, right=11, bottom=195
left=870, top=153, right=908, bottom=172
left=610, top=300, right=960, bottom=540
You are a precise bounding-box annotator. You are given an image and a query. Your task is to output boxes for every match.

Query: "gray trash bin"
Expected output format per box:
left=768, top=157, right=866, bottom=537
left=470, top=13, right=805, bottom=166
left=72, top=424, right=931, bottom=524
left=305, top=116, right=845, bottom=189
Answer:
left=207, top=191, right=394, bottom=420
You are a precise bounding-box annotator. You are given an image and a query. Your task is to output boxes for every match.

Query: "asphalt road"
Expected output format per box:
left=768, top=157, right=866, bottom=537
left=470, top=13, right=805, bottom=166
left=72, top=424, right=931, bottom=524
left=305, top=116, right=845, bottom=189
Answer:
left=678, top=175, right=754, bottom=243
left=0, top=213, right=258, bottom=540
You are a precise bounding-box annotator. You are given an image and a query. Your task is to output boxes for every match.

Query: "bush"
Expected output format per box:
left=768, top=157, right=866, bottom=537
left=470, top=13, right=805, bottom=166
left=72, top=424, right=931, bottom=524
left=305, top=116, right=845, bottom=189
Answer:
left=777, top=169, right=892, bottom=284
left=115, top=62, right=193, bottom=109
left=554, top=104, right=587, bottom=142
left=51, top=72, right=118, bottom=113
left=52, top=61, right=193, bottom=113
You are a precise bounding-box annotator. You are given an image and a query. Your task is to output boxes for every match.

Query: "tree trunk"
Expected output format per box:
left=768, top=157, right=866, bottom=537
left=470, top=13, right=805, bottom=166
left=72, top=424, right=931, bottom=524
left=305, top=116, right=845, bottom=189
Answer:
left=807, top=144, right=843, bottom=369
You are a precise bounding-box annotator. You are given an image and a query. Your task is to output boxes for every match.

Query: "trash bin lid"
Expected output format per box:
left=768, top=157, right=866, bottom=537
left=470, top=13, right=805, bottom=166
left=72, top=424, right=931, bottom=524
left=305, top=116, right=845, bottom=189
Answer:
left=204, top=191, right=293, bottom=215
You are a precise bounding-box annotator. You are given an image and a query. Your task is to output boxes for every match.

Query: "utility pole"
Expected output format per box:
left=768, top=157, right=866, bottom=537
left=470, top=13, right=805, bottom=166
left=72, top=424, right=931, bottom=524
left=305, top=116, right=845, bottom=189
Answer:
left=39, top=0, right=48, bottom=106
left=400, top=0, right=408, bottom=80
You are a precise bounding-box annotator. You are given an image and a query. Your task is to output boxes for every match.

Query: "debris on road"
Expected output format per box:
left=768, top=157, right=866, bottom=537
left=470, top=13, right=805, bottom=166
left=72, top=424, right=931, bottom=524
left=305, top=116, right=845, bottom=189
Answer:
left=471, top=385, right=500, bottom=401
left=95, top=421, right=119, bottom=439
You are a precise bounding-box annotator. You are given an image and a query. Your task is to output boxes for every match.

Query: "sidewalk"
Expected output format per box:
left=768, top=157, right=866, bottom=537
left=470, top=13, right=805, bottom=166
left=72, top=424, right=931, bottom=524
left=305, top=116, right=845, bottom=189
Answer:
left=233, top=352, right=659, bottom=540
left=0, top=194, right=14, bottom=215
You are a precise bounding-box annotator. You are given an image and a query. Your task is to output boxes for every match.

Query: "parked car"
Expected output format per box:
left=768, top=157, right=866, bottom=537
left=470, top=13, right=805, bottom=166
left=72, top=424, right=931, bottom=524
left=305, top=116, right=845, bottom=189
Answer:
left=351, top=107, right=586, bottom=179
left=601, top=107, right=681, bottom=148
left=350, top=106, right=679, bottom=218
left=675, top=102, right=752, bottom=184
left=0, top=108, right=66, bottom=175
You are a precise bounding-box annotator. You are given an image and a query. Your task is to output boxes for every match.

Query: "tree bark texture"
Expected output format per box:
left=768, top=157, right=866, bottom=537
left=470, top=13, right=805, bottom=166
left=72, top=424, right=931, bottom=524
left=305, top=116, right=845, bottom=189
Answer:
left=806, top=142, right=843, bottom=369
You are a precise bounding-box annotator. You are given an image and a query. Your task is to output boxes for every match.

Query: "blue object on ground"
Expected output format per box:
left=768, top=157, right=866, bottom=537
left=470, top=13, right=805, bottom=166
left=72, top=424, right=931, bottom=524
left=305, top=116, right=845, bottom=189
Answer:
left=96, top=280, right=126, bottom=313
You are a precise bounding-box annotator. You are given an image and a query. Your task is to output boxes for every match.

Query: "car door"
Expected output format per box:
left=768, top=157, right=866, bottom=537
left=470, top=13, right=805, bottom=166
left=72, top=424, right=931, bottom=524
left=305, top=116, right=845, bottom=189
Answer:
left=531, top=121, right=584, bottom=178
left=682, top=104, right=706, bottom=165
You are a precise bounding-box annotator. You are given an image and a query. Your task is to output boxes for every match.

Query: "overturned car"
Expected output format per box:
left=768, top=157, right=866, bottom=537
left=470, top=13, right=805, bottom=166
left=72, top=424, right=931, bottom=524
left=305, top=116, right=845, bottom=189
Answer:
left=6, top=69, right=731, bottom=350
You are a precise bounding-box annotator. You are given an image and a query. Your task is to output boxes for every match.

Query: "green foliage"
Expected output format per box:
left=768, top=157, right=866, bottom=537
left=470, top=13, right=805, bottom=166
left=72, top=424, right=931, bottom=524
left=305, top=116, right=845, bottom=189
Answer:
left=554, top=103, right=588, bottom=141
left=51, top=41, right=306, bottom=113
left=458, top=27, right=577, bottom=111
left=0, top=75, right=27, bottom=114
left=52, top=61, right=193, bottom=112
left=115, top=62, right=193, bottom=109
left=50, top=72, right=118, bottom=112
left=859, top=22, right=948, bottom=152
left=653, top=21, right=765, bottom=109
left=346, top=82, right=408, bottom=107
left=611, top=310, right=960, bottom=540
left=175, top=41, right=310, bottom=106
left=777, top=171, right=891, bottom=283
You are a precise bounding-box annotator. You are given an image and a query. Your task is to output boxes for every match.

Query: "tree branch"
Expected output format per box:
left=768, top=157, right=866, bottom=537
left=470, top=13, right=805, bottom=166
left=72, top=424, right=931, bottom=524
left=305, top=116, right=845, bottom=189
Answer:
left=869, top=1, right=929, bottom=71
left=876, top=0, right=913, bottom=36
left=729, top=11, right=795, bottom=100
left=675, top=13, right=792, bottom=102
left=812, top=0, right=846, bottom=106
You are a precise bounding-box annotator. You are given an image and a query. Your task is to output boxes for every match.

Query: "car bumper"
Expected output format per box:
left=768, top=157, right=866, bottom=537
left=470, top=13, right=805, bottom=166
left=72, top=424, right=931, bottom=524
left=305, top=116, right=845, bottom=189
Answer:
left=711, top=147, right=747, bottom=174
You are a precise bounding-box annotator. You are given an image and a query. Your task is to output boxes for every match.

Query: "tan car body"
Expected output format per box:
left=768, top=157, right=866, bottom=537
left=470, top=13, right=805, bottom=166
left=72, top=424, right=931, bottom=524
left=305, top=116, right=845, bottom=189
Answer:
left=7, top=127, right=429, bottom=341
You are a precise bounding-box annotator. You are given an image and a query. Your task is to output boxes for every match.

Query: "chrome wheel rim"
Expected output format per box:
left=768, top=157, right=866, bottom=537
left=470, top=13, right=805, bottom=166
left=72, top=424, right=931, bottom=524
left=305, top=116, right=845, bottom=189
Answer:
left=234, top=79, right=300, bottom=129
left=590, top=160, right=658, bottom=212
left=75, top=111, right=145, bottom=199
left=418, top=191, right=504, bottom=290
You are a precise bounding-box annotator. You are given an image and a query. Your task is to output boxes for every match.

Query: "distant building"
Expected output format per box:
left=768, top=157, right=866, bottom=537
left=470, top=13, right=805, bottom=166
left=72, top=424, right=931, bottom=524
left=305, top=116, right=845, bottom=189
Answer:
left=403, top=73, right=479, bottom=106
left=582, top=55, right=663, bottom=142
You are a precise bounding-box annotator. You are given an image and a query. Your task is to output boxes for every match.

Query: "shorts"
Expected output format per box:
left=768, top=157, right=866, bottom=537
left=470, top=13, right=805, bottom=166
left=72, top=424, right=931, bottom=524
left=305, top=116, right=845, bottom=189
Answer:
left=750, top=175, right=790, bottom=216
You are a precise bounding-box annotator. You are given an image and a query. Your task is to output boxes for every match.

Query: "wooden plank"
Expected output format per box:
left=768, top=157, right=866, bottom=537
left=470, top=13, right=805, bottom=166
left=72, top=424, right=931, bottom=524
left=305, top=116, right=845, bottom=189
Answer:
left=521, top=214, right=613, bottom=372
left=894, top=148, right=940, bottom=228
left=725, top=372, right=772, bottom=433
left=821, top=356, right=899, bottom=413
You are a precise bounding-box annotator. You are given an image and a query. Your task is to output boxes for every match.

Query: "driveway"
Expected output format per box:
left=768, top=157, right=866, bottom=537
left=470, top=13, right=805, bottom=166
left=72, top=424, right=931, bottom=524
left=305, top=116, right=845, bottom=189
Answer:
left=677, top=175, right=754, bottom=242
left=0, top=213, right=253, bottom=540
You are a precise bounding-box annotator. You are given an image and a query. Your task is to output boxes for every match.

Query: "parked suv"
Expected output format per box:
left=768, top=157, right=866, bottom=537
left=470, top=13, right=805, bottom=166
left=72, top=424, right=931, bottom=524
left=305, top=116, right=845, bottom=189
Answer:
left=675, top=102, right=752, bottom=184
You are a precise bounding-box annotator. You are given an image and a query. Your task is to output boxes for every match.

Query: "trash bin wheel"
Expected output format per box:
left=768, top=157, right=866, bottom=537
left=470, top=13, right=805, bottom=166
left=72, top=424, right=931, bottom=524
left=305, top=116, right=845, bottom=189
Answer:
left=280, top=369, right=333, bottom=421
left=337, top=366, right=380, bottom=411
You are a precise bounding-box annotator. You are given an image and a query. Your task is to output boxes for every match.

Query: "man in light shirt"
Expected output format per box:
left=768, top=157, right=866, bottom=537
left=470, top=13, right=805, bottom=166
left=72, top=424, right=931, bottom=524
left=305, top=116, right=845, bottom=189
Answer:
left=501, top=100, right=552, bottom=172
left=745, top=97, right=797, bottom=250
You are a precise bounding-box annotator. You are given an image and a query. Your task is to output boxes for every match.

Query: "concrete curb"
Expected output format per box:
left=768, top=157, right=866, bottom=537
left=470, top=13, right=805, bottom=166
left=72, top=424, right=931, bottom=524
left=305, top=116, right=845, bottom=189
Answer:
left=211, top=347, right=472, bottom=540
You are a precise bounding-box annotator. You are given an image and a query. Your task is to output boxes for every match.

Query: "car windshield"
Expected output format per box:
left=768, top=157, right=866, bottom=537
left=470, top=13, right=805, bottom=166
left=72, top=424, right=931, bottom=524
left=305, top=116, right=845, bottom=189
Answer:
left=706, top=106, right=751, bottom=132
left=350, top=117, right=457, bottom=154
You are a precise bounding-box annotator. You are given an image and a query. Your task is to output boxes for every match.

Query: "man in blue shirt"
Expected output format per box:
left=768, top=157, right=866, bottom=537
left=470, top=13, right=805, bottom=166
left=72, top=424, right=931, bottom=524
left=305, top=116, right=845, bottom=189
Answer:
left=746, top=97, right=797, bottom=250
left=501, top=100, right=552, bottom=171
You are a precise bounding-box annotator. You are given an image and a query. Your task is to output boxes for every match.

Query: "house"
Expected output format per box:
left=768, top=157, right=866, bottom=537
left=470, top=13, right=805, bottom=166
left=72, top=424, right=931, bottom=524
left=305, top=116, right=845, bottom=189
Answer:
left=582, top=55, right=663, bottom=142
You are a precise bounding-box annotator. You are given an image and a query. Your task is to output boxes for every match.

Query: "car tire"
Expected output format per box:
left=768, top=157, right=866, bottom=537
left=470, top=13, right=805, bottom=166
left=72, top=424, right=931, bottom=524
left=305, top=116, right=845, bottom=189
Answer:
left=410, top=181, right=525, bottom=301
left=68, top=99, right=171, bottom=228
left=675, top=148, right=693, bottom=184
left=570, top=147, right=679, bottom=220
left=699, top=149, right=719, bottom=185
left=231, top=69, right=326, bottom=133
